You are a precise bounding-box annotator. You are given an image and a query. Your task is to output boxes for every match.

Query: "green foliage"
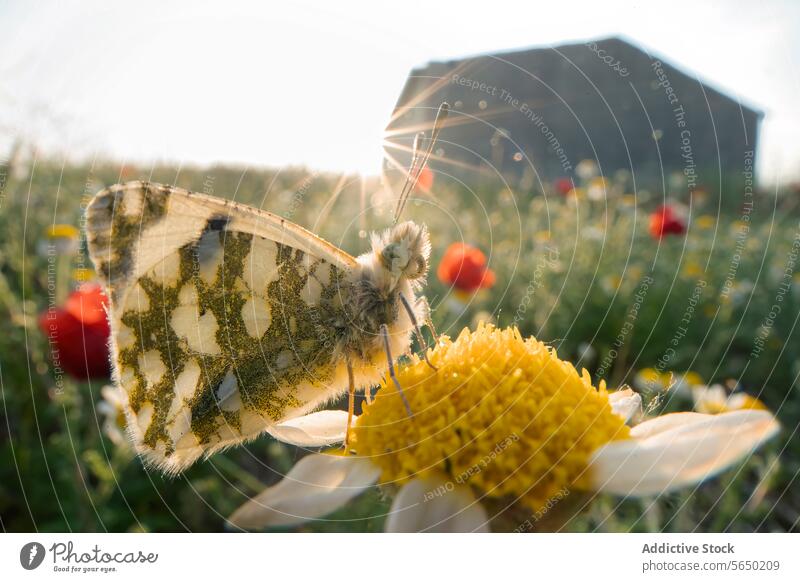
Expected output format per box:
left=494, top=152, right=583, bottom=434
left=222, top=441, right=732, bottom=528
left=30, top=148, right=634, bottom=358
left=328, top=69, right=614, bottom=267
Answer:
left=0, top=158, right=797, bottom=532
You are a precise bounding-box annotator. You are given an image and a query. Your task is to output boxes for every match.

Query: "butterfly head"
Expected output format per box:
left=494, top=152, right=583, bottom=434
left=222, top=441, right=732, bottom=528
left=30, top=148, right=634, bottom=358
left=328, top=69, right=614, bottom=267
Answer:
left=370, top=221, right=430, bottom=291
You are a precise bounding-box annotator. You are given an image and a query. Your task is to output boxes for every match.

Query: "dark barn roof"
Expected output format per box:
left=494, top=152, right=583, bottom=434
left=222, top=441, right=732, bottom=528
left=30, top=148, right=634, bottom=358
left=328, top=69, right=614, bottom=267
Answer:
left=386, top=37, right=761, bottom=191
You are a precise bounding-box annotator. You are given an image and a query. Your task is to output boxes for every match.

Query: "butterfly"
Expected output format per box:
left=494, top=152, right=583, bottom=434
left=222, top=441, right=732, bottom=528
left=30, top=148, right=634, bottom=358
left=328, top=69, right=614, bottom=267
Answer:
left=86, top=104, right=449, bottom=474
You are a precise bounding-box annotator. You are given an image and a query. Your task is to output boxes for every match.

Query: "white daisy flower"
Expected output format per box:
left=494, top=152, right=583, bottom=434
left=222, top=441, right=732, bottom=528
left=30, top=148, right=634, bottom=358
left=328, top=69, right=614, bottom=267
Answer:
left=693, top=384, right=768, bottom=415
left=38, top=224, right=80, bottom=257
left=96, top=385, right=131, bottom=448
left=230, top=326, right=779, bottom=532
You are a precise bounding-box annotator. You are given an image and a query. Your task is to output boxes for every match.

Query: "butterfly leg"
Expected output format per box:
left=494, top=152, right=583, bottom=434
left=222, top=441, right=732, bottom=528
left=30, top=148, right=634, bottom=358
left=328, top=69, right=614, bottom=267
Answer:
left=416, top=295, right=440, bottom=345
left=425, top=313, right=440, bottom=346
left=398, top=292, right=437, bottom=371
left=344, top=357, right=356, bottom=453
left=380, top=323, right=414, bottom=417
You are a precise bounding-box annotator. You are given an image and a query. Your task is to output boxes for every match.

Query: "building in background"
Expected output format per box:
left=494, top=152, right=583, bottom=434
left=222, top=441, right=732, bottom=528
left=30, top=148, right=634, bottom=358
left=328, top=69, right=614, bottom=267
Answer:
left=386, top=37, right=761, bottom=194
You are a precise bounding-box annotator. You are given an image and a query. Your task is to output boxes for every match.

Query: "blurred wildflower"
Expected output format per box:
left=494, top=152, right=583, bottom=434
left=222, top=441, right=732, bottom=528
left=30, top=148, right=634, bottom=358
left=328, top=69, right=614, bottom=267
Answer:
left=534, top=230, right=551, bottom=243
left=567, top=187, right=586, bottom=199
left=437, top=242, right=495, bottom=294
left=37, top=224, right=80, bottom=256
left=693, top=384, right=769, bottom=415
left=471, top=310, right=496, bottom=327
left=602, top=274, right=624, bottom=293
left=679, top=371, right=704, bottom=388
left=587, top=176, right=608, bottom=201
left=668, top=171, right=685, bottom=191
left=97, top=386, right=129, bottom=447
left=576, top=159, right=599, bottom=181
left=726, top=279, right=754, bottom=307
left=37, top=283, right=111, bottom=380
left=695, top=215, right=716, bottom=230
left=682, top=261, right=703, bottom=278
left=554, top=177, right=574, bottom=196
left=649, top=205, right=686, bottom=239
left=230, top=326, right=779, bottom=532
left=634, top=368, right=671, bottom=393
left=671, top=371, right=706, bottom=399
left=635, top=369, right=703, bottom=399
left=746, top=237, right=762, bottom=252
left=582, top=226, right=604, bottom=241
left=119, top=164, right=138, bottom=180
left=415, top=167, right=434, bottom=193
left=692, top=186, right=709, bottom=205
left=730, top=220, right=748, bottom=236
left=72, top=267, right=96, bottom=284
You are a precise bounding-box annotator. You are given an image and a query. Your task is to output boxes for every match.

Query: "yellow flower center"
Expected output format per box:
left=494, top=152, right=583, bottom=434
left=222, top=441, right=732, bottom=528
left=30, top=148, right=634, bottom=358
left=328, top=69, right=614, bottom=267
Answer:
left=46, top=224, right=80, bottom=240
left=353, top=325, right=630, bottom=512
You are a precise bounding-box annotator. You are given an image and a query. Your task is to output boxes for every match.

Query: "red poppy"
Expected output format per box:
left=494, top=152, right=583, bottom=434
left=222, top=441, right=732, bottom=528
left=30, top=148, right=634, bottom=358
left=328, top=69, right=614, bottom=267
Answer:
left=38, top=283, right=111, bottom=380
left=119, top=165, right=137, bottom=180
left=415, top=167, right=434, bottom=193
left=437, top=242, right=496, bottom=293
left=649, top=205, right=686, bottom=239
left=554, top=177, right=574, bottom=196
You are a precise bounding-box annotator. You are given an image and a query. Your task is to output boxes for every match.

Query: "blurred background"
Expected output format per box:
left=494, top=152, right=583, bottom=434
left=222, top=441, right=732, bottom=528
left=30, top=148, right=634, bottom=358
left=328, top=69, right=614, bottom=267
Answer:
left=1, top=0, right=799, bottom=532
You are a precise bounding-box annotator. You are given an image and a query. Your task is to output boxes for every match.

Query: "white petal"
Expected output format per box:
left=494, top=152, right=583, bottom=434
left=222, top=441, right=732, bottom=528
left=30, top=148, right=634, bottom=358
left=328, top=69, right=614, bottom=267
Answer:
left=385, top=477, right=490, bottom=532
left=726, top=393, right=755, bottom=410
left=692, top=384, right=728, bottom=413
left=100, top=385, right=126, bottom=407
left=267, top=410, right=352, bottom=447
left=629, top=411, right=710, bottom=439
left=96, top=401, right=114, bottom=416
left=608, top=389, right=642, bottom=424
left=228, top=454, right=380, bottom=529
left=589, top=410, right=779, bottom=496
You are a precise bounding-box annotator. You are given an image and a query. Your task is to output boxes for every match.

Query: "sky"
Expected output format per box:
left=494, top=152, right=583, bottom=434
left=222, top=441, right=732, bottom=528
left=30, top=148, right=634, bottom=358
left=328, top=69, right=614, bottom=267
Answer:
left=1, top=0, right=798, bottom=183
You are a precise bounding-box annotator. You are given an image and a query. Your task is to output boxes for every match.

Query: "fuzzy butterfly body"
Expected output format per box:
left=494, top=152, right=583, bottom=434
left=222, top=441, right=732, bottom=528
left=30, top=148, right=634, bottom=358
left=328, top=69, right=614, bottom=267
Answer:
left=86, top=181, right=430, bottom=474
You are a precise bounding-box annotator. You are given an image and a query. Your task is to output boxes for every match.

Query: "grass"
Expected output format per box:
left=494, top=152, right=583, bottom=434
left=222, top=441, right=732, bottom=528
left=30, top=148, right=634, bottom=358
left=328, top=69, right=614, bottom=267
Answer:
left=0, top=157, right=797, bottom=531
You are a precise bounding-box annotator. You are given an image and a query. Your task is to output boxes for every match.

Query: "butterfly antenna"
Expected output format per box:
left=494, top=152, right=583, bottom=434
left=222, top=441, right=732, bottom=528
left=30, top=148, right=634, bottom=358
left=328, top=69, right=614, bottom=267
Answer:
left=392, top=102, right=449, bottom=224
left=393, top=131, right=423, bottom=225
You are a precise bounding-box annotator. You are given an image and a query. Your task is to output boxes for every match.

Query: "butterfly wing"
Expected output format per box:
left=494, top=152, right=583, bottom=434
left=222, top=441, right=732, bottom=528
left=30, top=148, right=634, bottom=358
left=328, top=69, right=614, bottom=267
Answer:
left=86, top=181, right=359, bottom=473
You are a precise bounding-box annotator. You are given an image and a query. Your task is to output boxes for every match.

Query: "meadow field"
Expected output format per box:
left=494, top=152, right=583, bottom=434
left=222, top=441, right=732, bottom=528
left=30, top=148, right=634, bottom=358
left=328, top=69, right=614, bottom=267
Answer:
left=0, top=157, right=798, bottom=532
